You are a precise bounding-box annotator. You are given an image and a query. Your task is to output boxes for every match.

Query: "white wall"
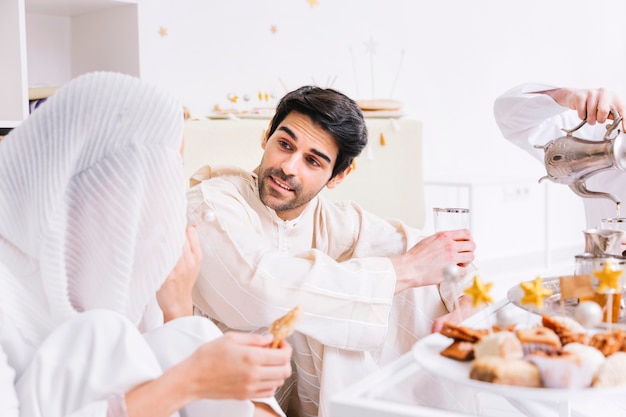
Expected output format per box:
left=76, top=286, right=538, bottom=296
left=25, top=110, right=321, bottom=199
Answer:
left=22, top=0, right=625, bottom=279
left=136, top=0, right=626, bottom=182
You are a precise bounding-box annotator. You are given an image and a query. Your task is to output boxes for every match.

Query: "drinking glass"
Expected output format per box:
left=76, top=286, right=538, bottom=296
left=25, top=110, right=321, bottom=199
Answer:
left=433, top=207, right=470, bottom=232
left=600, top=217, right=626, bottom=256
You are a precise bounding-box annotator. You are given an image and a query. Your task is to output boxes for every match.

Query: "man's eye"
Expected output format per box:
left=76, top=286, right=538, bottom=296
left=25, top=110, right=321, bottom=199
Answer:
left=307, top=157, right=320, bottom=167
left=278, top=140, right=291, bottom=149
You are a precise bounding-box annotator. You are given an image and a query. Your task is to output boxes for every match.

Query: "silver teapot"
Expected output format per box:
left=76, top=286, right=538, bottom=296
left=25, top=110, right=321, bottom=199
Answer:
left=534, top=109, right=624, bottom=203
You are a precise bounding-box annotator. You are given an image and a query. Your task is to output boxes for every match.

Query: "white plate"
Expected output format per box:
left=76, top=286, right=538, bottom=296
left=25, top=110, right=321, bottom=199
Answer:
left=412, top=330, right=626, bottom=400
left=206, top=113, right=238, bottom=120
left=237, top=112, right=274, bottom=119
left=507, top=276, right=626, bottom=323
left=362, top=110, right=405, bottom=118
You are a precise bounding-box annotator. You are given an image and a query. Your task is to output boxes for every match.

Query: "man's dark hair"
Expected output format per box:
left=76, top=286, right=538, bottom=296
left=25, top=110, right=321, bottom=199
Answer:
left=267, top=86, right=368, bottom=179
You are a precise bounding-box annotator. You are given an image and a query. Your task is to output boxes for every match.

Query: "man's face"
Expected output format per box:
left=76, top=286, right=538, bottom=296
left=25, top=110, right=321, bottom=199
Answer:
left=257, top=112, right=347, bottom=221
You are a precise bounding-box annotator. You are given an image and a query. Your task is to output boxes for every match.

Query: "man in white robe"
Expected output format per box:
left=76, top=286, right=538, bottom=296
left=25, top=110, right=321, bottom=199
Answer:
left=187, top=86, right=478, bottom=417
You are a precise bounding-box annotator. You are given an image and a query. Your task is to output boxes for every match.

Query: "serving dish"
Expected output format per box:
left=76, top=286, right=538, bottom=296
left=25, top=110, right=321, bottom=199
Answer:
left=412, top=327, right=626, bottom=401
left=507, top=276, right=626, bottom=323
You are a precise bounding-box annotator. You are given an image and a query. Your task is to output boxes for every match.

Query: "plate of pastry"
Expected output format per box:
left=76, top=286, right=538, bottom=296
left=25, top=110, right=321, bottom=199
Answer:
left=412, top=315, right=626, bottom=401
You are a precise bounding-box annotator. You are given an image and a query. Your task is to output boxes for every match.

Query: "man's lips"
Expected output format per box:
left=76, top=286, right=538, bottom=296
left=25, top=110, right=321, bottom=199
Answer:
left=270, top=175, right=294, bottom=192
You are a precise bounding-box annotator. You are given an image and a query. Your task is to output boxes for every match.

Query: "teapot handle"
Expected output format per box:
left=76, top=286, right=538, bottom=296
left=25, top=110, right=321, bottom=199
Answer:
left=560, top=106, right=622, bottom=140
left=604, top=107, right=623, bottom=140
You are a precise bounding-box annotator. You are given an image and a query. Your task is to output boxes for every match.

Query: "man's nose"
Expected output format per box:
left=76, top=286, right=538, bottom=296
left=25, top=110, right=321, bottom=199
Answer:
left=281, top=154, right=300, bottom=176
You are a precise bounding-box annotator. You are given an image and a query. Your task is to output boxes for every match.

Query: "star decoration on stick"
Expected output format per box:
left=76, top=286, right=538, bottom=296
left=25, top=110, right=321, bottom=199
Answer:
left=270, top=25, right=278, bottom=34
left=463, top=275, right=493, bottom=308
left=594, top=261, right=623, bottom=294
left=306, top=0, right=319, bottom=8
left=520, top=276, right=553, bottom=309
left=158, top=26, right=168, bottom=37
left=364, top=36, right=378, bottom=55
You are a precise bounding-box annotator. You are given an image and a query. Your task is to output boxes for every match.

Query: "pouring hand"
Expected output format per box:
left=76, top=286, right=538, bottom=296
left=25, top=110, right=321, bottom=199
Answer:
left=543, top=87, right=626, bottom=130
left=390, top=229, right=476, bottom=294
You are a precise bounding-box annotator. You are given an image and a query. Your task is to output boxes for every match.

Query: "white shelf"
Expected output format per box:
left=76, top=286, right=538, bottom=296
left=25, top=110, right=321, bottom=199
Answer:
left=1, top=0, right=139, bottom=128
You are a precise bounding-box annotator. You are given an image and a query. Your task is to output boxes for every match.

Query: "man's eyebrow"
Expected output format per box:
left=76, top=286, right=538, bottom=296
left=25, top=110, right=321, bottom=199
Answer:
left=278, top=126, right=332, bottom=164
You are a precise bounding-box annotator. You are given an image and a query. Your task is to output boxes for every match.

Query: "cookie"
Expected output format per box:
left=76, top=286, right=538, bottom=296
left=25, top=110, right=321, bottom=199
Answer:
left=268, top=306, right=302, bottom=348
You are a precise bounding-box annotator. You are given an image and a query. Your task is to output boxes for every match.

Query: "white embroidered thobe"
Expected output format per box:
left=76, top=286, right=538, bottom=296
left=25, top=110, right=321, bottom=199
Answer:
left=187, top=165, right=461, bottom=417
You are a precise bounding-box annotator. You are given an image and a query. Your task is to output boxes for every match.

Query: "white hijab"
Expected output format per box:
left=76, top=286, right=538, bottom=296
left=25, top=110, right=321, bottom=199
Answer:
left=0, top=71, right=186, bottom=348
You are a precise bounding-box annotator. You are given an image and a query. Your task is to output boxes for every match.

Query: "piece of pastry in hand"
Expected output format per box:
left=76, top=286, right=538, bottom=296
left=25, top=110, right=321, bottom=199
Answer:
left=268, top=306, right=302, bottom=348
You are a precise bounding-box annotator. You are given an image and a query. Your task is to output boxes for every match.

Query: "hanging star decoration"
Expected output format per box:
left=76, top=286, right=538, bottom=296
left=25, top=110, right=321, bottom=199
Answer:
left=158, top=26, right=168, bottom=37
left=520, top=276, right=553, bottom=309
left=270, top=25, right=278, bottom=34
left=594, top=261, right=623, bottom=294
left=364, top=36, right=378, bottom=55
left=306, top=0, right=319, bottom=8
left=463, top=275, right=493, bottom=308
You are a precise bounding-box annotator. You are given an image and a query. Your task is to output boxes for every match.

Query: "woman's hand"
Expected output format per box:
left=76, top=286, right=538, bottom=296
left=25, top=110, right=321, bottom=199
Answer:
left=184, top=332, right=293, bottom=400
left=156, top=226, right=203, bottom=322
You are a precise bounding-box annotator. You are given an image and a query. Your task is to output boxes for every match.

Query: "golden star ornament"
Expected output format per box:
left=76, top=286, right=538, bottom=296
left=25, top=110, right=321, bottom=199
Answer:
left=463, top=275, right=494, bottom=308
left=520, top=276, right=553, bottom=309
left=594, top=261, right=623, bottom=294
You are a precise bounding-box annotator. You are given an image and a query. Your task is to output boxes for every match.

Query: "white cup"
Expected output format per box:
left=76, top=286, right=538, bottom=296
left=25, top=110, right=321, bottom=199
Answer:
left=433, top=207, right=470, bottom=232
left=600, top=217, right=626, bottom=256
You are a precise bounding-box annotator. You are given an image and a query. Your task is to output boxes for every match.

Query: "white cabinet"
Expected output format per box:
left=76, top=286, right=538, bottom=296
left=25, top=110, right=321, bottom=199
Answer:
left=183, top=117, right=426, bottom=228
left=0, top=0, right=138, bottom=130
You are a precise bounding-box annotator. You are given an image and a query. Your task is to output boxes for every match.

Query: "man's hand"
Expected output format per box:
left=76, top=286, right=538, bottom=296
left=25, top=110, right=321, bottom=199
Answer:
left=544, top=87, right=626, bottom=130
left=156, top=226, right=203, bottom=322
left=391, top=229, right=476, bottom=294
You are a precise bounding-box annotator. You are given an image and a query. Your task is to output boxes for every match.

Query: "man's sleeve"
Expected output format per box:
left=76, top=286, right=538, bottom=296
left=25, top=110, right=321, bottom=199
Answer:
left=187, top=184, right=397, bottom=351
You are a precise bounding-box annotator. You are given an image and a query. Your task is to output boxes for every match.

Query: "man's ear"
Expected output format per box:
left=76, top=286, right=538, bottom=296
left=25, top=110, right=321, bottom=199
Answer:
left=326, top=165, right=352, bottom=189
left=261, top=123, right=271, bottom=149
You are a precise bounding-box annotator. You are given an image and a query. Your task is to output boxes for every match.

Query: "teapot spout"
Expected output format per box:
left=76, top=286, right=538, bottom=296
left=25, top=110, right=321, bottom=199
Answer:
left=570, top=180, right=621, bottom=204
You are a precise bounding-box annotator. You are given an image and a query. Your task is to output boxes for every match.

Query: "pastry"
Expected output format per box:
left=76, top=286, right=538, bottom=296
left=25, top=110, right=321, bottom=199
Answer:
left=470, top=356, right=541, bottom=387
left=473, top=331, right=523, bottom=360
left=439, top=321, right=488, bottom=343
left=593, top=351, right=626, bottom=387
left=562, top=342, right=606, bottom=376
left=515, top=326, right=562, bottom=355
left=541, top=314, right=587, bottom=346
left=440, top=340, right=475, bottom=361
left=589, top=329, right=626, bottom=356
left=268, top=305, right=302, bottom=348
left=527, top=350, right=595, bottom=388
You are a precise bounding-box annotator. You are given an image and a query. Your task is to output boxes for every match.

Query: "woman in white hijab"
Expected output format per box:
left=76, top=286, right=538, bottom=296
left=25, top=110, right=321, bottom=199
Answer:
left=0, top=71, right=291, bottom=417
